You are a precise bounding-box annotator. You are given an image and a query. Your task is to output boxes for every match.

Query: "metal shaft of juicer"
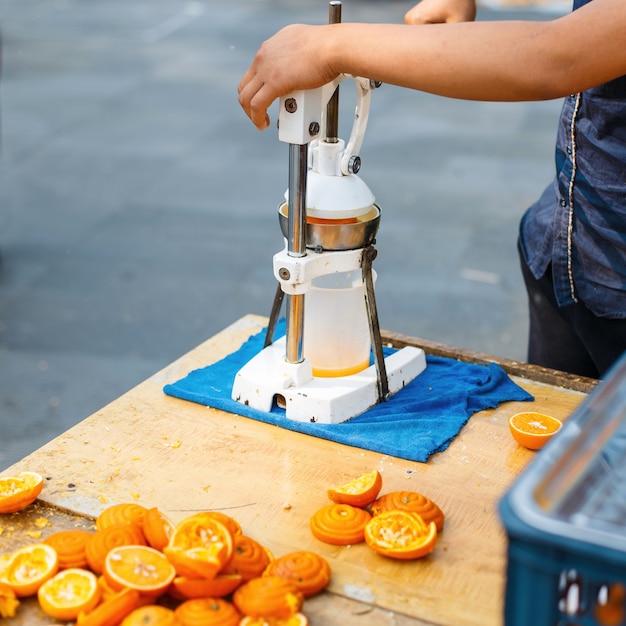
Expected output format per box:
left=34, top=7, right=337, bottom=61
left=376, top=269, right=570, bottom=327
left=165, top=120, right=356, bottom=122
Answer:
left=284, top=0, right=342, bottom=365
left=325, top=1, right=341, bottom=144
left=284, top=143, right=308, bottom=364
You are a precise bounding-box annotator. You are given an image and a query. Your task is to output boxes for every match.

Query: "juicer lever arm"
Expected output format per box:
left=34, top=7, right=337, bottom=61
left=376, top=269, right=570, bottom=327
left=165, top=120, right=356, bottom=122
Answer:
left=279, top=75, right=378, bottom=174
left=339, top=76, right=375, bottom=175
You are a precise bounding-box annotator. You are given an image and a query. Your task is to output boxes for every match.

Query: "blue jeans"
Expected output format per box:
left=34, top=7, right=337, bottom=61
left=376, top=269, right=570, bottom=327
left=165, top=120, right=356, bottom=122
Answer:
left=518, top=241, right=626, bottom=379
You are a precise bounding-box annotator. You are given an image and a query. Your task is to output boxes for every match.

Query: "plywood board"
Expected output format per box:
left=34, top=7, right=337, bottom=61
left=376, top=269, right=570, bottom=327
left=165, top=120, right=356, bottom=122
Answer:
left=3, top=315, right=586, bottom=625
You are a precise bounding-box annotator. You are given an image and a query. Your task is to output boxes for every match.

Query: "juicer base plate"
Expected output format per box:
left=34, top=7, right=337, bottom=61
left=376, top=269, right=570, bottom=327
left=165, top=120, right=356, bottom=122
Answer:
left=231, top=336, right=426, bottom=424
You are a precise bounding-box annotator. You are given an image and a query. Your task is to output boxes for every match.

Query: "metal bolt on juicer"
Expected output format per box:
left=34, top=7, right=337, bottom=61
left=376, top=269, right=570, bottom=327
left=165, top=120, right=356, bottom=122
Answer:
left=231, top=2, right=426, bottom=424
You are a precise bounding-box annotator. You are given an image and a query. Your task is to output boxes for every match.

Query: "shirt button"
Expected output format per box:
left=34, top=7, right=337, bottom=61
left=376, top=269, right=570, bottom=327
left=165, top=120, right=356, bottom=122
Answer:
left=560, top=198, right=568, bottom=207
left=566, top=146, right=572, bottom=155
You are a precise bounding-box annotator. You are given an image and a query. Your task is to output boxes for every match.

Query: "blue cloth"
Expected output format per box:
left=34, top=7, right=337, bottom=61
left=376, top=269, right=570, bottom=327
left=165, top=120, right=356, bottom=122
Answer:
left=163, top=324, right=533, bottom=463
left=519, top=0, right=626, bottom=318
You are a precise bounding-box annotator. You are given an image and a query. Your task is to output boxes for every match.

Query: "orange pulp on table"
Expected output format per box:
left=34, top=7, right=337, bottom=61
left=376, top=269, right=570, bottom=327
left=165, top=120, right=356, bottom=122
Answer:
left=327, top=469, right=382, bottom=508
left=509, top=411, right=563, bottom=450
left=103, top=545, right=176, bottom=597
left=0, top=543, right=59, bottom=597
left=0, top=471, right=44, bottom=514
left=364, top=510, right=437, bottom=560
left=38, top=568, right=100, bottom=621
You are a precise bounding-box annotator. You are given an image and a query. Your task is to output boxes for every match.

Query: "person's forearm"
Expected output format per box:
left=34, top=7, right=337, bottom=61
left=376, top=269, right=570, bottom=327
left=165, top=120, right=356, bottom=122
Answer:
left=238, top=0, right=626, bottom=129
left=323, top=15, right=622, bottom=102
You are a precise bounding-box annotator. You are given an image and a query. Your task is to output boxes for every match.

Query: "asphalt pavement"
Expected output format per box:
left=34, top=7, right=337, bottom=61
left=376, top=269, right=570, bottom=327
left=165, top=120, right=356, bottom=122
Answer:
left=0, top=0, right=568, bottom=470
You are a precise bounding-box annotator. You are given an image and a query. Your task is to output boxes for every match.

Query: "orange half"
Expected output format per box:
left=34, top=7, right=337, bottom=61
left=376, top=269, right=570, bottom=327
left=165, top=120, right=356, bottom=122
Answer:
left=509, top=411, right=563, bottom=450
left=38, top=568, right=100, bottom=621
left=0, top=543, right=59, bottom=597
left=103, top=545, right=176, bottom=597
left=364, top=510, right=437, bottom=560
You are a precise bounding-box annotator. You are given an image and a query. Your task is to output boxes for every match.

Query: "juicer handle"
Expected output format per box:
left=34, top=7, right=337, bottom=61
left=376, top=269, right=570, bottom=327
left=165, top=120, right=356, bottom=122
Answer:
left=278, top=77, right=345, bottom=146
left=278, top=75, right=378, bottom=175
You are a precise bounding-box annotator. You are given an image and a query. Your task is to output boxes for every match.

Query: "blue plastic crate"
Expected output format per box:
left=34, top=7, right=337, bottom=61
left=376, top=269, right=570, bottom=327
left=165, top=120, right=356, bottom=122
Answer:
left=499, top=353, right=626, bottom=626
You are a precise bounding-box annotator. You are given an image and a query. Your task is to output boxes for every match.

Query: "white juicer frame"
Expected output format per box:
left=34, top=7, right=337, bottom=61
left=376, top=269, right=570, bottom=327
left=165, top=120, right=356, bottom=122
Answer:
left=231, top=75, right=426, bottom=424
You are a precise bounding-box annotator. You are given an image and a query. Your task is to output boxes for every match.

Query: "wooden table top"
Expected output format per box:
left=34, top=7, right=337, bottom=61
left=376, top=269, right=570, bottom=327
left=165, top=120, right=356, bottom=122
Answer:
left=1, top=314, right=590, bottom=626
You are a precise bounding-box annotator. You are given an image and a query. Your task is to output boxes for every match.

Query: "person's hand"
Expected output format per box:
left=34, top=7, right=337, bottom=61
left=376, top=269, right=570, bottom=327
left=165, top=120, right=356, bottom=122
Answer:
left=238, top=24, right=340, bottom=131
left=404, top=0, right=476, bottom=24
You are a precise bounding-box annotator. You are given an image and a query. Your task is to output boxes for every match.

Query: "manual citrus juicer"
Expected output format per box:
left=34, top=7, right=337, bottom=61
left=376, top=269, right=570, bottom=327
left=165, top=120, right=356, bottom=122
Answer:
left=232, top=2, right=426, bottom=424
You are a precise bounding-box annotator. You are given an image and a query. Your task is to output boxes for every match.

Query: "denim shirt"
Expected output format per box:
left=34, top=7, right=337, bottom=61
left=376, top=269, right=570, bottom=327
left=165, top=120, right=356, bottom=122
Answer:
left=519, top=0, right=626, bottom=319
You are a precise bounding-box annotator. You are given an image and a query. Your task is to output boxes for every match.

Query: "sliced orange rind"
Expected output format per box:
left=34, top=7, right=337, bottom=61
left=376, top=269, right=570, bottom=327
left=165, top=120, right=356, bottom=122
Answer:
left=222, top=534, right=272, bottom=582
left=142, top=507, right=174, bottom=552
left=174, top=596, right=242, bottom=626
left=309, top=503, right=371, bottom=546
left=263, top=551, right=331, bottom=598
left=164, top=514, right=234, bottom=579
left=0, top=471, right=44, bottom=514
left=44, top=529, right=93, bottom=570
left=76, top=587, right=140, bottom=626
left=85, top=521, right=147, bottom=575
left=169, top=573, right=242, bottom=600
left=233, top=575, right=304, bottom=619
left=96, top=503, right=148, bottom=531
left=327, top=469, right=383, bottom=508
